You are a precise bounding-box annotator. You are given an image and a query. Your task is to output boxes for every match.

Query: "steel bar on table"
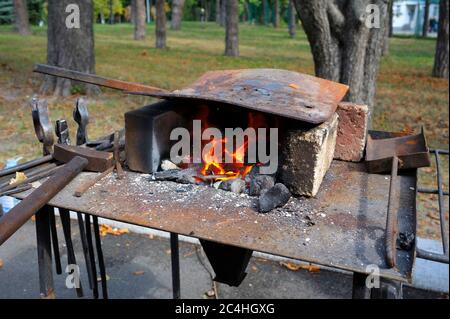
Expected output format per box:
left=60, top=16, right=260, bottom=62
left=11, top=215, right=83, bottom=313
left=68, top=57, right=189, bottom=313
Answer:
left=48, top=211, right=62, bottom=275
left=93, top=216, right=108, bottom=299
left=35, top=206, right=55, bottom=299
left=60, top=208, right=84, bottom=297
left=385, top=156, right=399, bottom=269
left=0, top=184, right=32, bottom=197
left=170, top=233, right=181, bottom=299
left=0, top=158, right=86, bottom=246
left=73, top=166, right=114, bottom=197
left=84, top=214, right=99, bottom=299
left=0, top=163, right=58, bottom=191
left=0, top=155, right=53, bottom=178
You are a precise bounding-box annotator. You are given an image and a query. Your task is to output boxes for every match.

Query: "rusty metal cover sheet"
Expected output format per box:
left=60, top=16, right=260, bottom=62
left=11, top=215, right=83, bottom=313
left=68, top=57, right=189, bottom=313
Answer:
left=135, top=69, right=349, bottom=124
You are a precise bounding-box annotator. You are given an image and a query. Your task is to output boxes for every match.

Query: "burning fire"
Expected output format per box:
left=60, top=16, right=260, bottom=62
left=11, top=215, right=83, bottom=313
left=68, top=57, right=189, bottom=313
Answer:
left=195, top=109, right=264, bottom=182
left=200, top=137, right=253, bottom=182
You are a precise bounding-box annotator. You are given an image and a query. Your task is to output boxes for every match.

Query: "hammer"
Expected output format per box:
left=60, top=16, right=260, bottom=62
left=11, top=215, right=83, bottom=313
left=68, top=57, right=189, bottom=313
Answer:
left=0, top=144, right=113, bottom=246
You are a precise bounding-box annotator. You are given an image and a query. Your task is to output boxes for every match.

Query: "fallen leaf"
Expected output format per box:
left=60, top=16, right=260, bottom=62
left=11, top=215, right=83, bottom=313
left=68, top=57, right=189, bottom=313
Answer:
left=10, top=172, right=27, bottom=184
left=99, top=224, right=130, bottom=237
left=133, top=271, right=145, bottom=276
left=205, top=289, right=215, bottom=297
left=289, top=83, right=299, bottom=89
left=0, top=258, right=3, bottom=269
left=280, top=261, right=302, bottom=271
left=165, top=249, right=171, bottom=255
left=251, top=265, right=258, bottom=272
left=31, top=215, right=36, bottom=222
left=280, top=261, right=320, bottom=273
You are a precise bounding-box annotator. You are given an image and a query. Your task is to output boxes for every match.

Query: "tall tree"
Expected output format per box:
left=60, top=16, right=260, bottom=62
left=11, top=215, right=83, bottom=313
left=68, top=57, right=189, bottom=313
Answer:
left=225, top=0, right=239, bottom=56
left=423, top=0, right=430, bottom=37
left=41, top=0, right=98, bottom=96
left=134, top=0, right=146, bottom=40
left=433, top=0, right=449, bottom=78
left=262, top=0, right=268, bottom=25
left=293, top=0, right=389, bottom=111
left=155, top=0, right=166, bottom=48
left=273, top=0, right=280, bottom=27
left=13, top=0, right=30, bottom=35
left=220, top=0, right=226, bottom=26
left=171, top=0, right=185, bottom=30
left=288, top=0, right=296, bottom=38
left=216, top=0, right=221, bottom=23
left=382, top=0, right=392, bottom=56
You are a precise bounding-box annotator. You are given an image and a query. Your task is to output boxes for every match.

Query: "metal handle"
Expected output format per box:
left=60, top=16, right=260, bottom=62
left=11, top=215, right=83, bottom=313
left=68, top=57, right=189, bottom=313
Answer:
left=386, top=156, right=399, bottom=268
left=0, top=156, right=88, bottom=246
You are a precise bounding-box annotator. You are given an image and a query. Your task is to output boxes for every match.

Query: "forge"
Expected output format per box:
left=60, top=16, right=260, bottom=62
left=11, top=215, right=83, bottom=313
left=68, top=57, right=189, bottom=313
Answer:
left=123, top=71, right=349, bottom=286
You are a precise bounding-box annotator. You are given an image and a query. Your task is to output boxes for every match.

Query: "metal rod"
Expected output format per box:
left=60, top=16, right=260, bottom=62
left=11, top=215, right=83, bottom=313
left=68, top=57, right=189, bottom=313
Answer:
left=35, top=206, right=55, bottom=299
left=417, top=248, right=449, bottom=263
left=34, top=64, right=168, bottom=95
left=0, top=163, right=58, bottom=191
left=85, top=214, right=99, bottom=299
left=386, top=156, right=399, bottom=268
left=60, top=209, right=84, bottom=297
left=0, top=155, right=53, bottom=178
left=417, top=188, right=449, bottom=196
left=170, top=233, right=181, bottom=299
left=0, top=184, right=32, bottom=197
left=77, top=213, right=94, bottom=290
left=434, top=150, right=449, bottom=257
left=48, top=210, right=62, bottom=275
left=93, top=216, right=108, bottom=299
left=0, top=165, right=60, bottom=195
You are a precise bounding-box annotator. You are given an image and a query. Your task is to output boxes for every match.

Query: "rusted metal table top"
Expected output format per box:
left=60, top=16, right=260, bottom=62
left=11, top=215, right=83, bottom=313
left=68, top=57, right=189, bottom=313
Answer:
left=14, top=161, right=416, bottom=282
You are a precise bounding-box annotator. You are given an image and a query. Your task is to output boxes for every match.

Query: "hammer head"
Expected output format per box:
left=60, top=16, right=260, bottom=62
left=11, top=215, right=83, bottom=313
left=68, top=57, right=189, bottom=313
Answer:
left=53, top=144, right=114, bottom=172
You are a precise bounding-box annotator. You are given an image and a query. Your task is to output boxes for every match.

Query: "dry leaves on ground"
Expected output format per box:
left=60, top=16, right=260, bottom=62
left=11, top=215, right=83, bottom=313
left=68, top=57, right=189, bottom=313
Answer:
left=280, top=261, right=320, bottom=273
left=133, top=271, right=145, bottom=276
left=0, top=258, right=3, bottom=269
left=99, top=224, right=130, bottom=237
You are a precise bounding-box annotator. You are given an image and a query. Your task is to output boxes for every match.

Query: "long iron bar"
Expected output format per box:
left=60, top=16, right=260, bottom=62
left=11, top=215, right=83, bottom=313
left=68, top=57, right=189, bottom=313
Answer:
left=93, top=216, right=108, bottom=299
left=170, top=233, right=181, bottom=299
left=84, top=214, right=99, bottom=299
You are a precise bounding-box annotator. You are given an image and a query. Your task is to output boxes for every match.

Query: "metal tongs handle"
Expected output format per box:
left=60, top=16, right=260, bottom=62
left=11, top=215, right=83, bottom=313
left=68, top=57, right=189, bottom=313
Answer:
left=386, top=156, right=399, bottom=268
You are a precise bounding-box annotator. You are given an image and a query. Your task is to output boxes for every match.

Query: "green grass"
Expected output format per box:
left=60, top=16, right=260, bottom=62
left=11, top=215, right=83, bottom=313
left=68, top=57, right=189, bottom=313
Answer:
left=0, top=21, right=448, bottom=238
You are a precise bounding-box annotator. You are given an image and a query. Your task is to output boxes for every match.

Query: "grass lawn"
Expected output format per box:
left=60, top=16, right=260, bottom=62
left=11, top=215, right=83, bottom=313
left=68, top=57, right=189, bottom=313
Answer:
left=0, top=22, right=448, bottom=238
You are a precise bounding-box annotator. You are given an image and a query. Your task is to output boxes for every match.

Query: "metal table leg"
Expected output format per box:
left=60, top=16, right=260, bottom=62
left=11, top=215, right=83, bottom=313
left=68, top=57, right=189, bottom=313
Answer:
left=93, top=216, right=108, bottom=299
left=35, top=206, right=55, bottom=299
left=84, top=214, right=99, bottom=299
left=59, top=208, right=84, bottom=297
left=170, top=233, right=181, bottom=299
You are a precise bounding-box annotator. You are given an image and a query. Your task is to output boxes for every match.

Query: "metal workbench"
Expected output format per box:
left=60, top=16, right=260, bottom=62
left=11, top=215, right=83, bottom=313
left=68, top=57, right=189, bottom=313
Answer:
left=12, top=160, right=417, bottom=299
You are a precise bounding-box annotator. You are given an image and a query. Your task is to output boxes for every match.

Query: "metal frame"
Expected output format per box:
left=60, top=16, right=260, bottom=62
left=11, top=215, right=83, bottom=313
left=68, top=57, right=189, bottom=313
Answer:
left=416, top=149, right=449, bottom=264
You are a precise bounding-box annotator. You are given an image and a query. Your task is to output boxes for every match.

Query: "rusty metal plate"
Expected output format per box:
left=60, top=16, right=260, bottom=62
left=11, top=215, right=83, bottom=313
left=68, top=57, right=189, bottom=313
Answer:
left=366, top=130, right=431, bottom=173
left=132, top=69, right=349, bottom=124
left=13, top=161, right=416, bottom=282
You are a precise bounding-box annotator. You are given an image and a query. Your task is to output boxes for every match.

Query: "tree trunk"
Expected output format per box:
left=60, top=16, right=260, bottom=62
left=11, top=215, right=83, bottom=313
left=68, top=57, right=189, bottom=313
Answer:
left=433, top=0, right=449, bottom=78
left=262, top=0, right=268, bottom=25
left=382, top=0, right=392, bottom=56
left=155, top=0, right=167, bottom=48
left=273, top=0, right=280, bottom=28
left=13, top=0, right=30, bottom=35
left=216, top=0, right=221, bottom=23
left=109, top=0, right=114, bottom=24
left=293, top=0, right=389, bottom=112
left=134, top=0, right=146, bottom=40
left=171, top=0, right=185, bottom=30
left=225, top=0, right=239, bottom=56
left=288, top=0, right=296, bottom=38
left=423, top=0, right=430, bottom=37
left=41, top=0, right=98, bottom=96
left=220, top=0, right=226, bottom=26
